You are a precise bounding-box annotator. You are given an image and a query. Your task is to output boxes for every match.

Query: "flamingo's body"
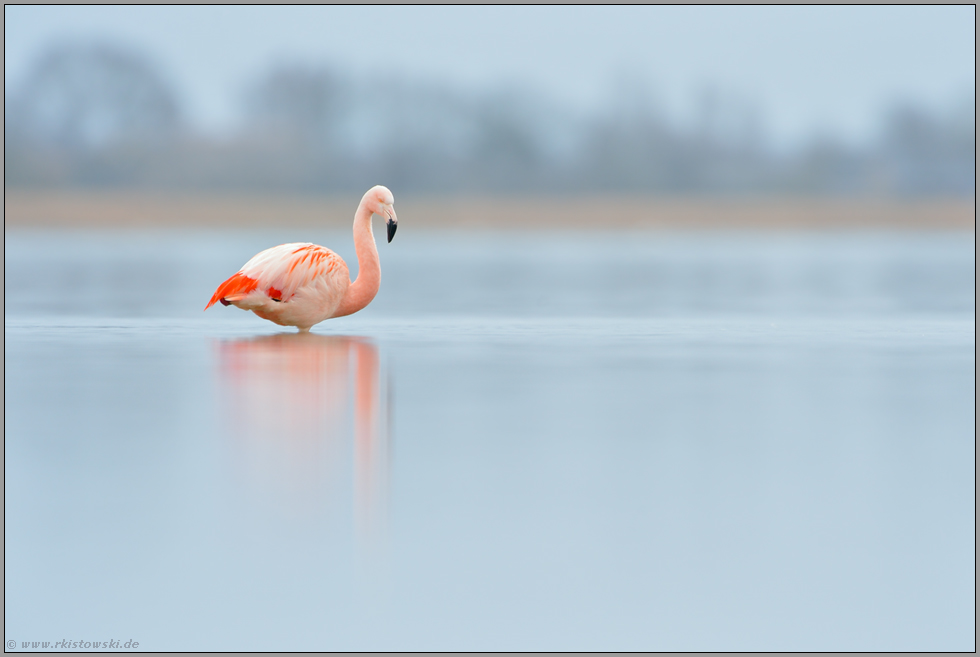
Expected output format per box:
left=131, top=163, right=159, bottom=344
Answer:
left=206, top=185, right=397, bottom=331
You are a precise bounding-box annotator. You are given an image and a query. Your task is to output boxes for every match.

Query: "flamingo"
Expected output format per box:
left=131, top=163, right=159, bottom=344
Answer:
left=205, top=185, right=397, bottom=331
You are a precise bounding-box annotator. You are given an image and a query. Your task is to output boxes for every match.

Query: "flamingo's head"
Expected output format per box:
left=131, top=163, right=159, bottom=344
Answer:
left=363, top=185, right=398, bottom=243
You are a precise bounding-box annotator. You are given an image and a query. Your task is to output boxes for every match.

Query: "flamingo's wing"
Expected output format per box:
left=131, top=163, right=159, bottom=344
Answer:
left=206, top=271, right=258, bottom=309
left=205, top=243, right=347, bottom=310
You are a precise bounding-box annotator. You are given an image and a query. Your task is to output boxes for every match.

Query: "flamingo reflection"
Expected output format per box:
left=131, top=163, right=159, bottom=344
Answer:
left=215, top=333, right=389, bottom=537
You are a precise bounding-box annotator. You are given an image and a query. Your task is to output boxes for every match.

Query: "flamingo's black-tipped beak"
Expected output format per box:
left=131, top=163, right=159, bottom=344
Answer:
left=385, top=208, right=398, bottom=243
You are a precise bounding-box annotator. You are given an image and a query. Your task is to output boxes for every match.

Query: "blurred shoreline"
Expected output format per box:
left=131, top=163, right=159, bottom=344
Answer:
left=4, top=190, right=975, bottom=231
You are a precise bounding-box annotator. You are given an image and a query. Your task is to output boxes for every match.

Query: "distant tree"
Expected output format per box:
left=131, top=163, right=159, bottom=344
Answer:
left=7, top=42, right=182, bottom=151
left=876, top=97, right=976, bottom=194
left=243, top=64, right=344, bottom=150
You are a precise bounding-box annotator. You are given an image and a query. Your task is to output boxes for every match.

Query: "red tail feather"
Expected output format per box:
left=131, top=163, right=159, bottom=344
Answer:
left=205, top=272, right=258, bottom=310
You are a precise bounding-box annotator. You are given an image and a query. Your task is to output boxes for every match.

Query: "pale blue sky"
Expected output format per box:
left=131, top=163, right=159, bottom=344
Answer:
left=5, top=5, right=975, bottom=147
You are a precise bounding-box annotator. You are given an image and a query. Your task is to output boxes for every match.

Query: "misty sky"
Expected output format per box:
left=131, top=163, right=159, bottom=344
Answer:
left=5, top=5, right=975, bottom=148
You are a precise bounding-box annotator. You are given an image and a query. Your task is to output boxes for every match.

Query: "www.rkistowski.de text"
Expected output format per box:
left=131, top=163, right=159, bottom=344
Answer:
left=7, top=639, right=139, bottom=650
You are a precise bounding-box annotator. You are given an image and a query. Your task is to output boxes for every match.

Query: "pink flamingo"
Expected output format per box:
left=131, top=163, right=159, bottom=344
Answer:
left=205, top=185, right=397, bottom=331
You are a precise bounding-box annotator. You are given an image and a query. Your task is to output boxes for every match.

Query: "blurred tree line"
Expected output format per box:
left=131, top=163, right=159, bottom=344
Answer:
left=5, top=42, right=975, bottom=195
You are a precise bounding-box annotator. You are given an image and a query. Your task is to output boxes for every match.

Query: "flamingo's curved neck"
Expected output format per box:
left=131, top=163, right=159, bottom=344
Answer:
left=332, top=202, right=380, bottom=318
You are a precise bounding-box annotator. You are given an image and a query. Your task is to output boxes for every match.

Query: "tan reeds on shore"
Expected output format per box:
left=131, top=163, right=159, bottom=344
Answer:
left=4, top=189, right=975, bottom=230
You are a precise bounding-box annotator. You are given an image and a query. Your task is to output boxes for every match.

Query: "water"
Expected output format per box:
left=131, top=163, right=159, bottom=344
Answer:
left=4, top=228, right=975, bottom=651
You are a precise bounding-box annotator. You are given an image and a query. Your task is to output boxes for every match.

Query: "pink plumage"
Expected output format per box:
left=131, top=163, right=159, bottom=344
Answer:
left=206, top=185, right=398, bottom=331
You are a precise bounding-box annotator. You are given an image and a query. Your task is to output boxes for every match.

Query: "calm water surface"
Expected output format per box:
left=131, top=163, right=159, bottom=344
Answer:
left=4, top=229, right=976, bottom=650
